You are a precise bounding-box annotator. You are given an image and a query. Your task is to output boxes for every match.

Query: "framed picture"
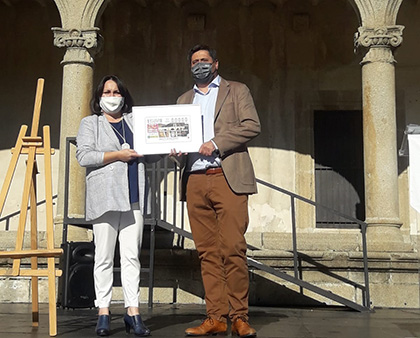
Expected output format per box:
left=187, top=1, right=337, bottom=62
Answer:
left=133, top=104, right=203, bottom=155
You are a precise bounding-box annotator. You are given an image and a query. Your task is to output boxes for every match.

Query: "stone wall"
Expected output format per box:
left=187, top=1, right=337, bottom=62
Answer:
left=0, top=0, right=419, bottom=308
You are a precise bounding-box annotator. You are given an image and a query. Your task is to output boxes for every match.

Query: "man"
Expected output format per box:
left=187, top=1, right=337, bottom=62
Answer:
left=172, top=44, right=260, bottom=337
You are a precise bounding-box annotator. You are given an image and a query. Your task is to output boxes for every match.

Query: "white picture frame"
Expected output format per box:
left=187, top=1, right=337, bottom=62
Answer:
left=133, top=104, right=203, bottom=155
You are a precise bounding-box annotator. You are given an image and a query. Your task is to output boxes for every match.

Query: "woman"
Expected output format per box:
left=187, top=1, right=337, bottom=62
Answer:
left=76, top=75, right=158, bottom=336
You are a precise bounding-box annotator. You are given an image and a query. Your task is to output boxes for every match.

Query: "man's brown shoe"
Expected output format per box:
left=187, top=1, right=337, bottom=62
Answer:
left=185, top=317, right=227, bottom=336
left=231, top=317, right=257, bottom=338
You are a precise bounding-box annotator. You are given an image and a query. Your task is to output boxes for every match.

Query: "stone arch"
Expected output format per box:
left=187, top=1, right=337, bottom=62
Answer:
left=349, top=0, right=403, bottom=26
left=53, top=0, right=109, bottom=29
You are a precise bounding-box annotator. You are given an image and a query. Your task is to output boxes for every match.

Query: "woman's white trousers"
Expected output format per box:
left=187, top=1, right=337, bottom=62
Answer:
left=92, top=205, right=144, bottom=308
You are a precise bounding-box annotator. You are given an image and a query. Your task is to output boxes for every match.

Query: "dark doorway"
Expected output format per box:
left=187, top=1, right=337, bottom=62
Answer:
left=314, top=110, right=365, bottom=228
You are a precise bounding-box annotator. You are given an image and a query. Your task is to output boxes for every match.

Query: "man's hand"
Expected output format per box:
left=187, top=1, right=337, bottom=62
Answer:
left=199, top=141, right=216, bottom=156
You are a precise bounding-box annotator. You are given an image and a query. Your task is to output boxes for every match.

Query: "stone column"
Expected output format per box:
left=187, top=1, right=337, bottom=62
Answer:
left=52, top=28, right=102, bottom=241
left=355, top=25, right=404, bottom=242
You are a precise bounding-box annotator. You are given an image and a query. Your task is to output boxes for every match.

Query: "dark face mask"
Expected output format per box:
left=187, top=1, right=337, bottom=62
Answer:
left=191, top=62, right=214, bottom=84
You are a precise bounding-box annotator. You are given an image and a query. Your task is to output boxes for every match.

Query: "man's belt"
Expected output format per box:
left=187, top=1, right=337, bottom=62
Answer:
left=190, top=167, right=223, bottom=175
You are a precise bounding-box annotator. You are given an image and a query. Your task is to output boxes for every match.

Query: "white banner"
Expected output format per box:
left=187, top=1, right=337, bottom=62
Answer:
left=408, top=134, right=420, bottom=213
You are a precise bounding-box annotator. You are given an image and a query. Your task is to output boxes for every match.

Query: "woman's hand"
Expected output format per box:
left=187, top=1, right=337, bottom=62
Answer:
left=118, top=149, right=143, bottom=162
left=103, top=149, right=142, bottom=165
left=169, top=148, right=186, bottom=167
left=169, top=148, right=185, bottom=157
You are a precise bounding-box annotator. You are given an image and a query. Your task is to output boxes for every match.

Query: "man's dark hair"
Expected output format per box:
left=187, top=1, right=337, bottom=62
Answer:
left=90, top=75, right=134, bottom=115
left=187, top=44, right=218, bottom=64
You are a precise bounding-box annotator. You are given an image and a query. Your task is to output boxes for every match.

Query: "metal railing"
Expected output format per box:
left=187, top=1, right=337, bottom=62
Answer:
left=146, top=158, right=371, bottom=311
left=0, top=195, right=58, bottom=231
left=62, top=137, right=370, bottom=311
left=252, top=178, right=370, bottom=311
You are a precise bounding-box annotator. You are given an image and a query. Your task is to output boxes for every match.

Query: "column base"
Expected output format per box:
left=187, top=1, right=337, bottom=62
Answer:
left=366, top=219, right=414, bottom=252
left=365, top=217, right=402, bottom=228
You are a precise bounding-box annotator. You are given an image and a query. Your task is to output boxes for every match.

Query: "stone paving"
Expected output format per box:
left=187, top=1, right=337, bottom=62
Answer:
left=0, top=303, right=419, bottom=338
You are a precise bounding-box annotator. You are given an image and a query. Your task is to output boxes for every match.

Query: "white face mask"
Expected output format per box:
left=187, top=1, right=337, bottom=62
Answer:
left=100, top=96, right=125, bottom=115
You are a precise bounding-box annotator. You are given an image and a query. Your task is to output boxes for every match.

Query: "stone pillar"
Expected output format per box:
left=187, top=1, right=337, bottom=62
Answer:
left=52, top=27, right=102, bottom=241
left=355, top=25, right=404, bottom=242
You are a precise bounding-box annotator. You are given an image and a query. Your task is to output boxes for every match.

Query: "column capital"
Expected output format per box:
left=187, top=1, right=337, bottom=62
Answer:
left=354, top=25, right=404, bottom=64
left=355, top=25, right=404, bottom=49
left=52, top=27, right=103, bottom=66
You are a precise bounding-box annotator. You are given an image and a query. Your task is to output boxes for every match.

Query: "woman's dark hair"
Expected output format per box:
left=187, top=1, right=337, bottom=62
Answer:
left=90, top=75, right=134, bottom=115
left=187, top=44, right=218, bottom=64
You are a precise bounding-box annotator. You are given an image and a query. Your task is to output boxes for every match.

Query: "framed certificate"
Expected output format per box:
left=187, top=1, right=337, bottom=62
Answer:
left=133, top=104, right=203, bottom=155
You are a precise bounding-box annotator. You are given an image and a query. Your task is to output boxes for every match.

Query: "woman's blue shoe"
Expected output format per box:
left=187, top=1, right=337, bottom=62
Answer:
left=96, top=314, right=110, bottom=336
left=123, top=314, right=150, bottom=336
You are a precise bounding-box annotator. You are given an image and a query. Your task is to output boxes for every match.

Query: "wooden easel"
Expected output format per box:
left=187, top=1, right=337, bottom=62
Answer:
left=0, top=78, right=63, bottom=336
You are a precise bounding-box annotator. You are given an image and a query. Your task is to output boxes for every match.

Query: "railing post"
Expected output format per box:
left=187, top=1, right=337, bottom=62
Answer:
left=62, top=137, right=73, bottom=243
left=147, top=162, right=158, bottom=309
left=291, top=196, right=299, bottom=279
left=361, top=223, right=371, bottom=307
left=163, top=158, right=168, bottom=221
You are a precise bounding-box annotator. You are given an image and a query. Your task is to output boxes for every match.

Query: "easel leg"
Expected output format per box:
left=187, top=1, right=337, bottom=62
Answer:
left=30, top=165, right=39, bottom=327
left=0, top=125, right=28, bottom=216
left=43, top=126, right=58, bottom=337
left=47, top=257, right=57, bottom=336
